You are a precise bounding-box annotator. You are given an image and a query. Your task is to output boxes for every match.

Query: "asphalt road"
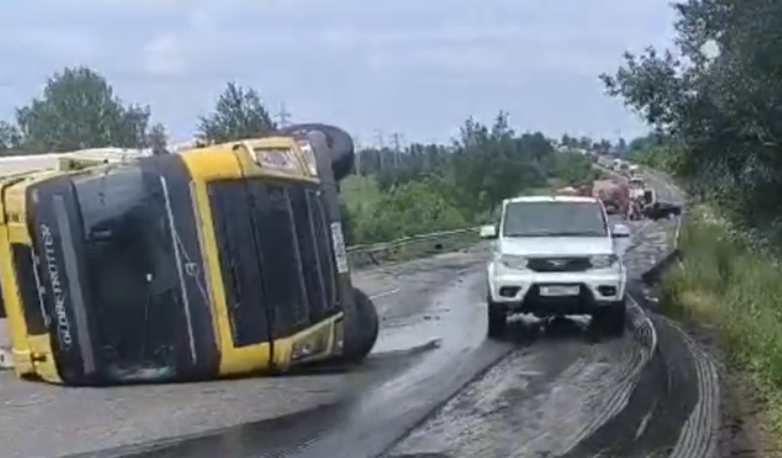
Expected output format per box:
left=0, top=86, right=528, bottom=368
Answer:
left=383, top=215, right=679, bottom=458
left=381, top=171, right=702, bottom=458
left=5, top=168, right=709, bottom=458
left=1, top=252, right=487, bottom=458
left=87, top=212, right=686, bottom=458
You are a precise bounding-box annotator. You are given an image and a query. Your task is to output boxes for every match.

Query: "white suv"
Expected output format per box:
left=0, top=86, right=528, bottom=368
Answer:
left=480, top=195, right=630, bottom=338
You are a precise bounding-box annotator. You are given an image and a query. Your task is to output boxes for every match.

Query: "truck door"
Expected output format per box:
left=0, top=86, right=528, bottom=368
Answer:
left=229, top=144, right=314, bottom=337
left=206, top=143, right=315, bottom=368
left=206, top=178, right=278, bottom=363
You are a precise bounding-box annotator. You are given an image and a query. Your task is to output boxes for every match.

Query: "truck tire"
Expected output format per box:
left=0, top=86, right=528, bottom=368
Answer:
left=341, top=288, right=380, bottom=364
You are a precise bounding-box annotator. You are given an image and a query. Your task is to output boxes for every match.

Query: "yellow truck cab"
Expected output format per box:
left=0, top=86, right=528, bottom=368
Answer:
left=0, top=126, right=378, bottom=385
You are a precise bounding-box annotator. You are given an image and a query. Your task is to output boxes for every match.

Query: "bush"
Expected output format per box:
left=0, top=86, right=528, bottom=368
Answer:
left=338, top=114, right=599, bottom=246
left=661, top=207, right=782, bottom=432
left=546, top=151, right=598, bottom=186
left=349, top=178, right=468, bottom=244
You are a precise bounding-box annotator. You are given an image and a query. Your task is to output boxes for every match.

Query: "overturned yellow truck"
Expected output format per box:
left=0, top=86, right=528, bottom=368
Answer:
left=0, top=125, right=380, bottom=385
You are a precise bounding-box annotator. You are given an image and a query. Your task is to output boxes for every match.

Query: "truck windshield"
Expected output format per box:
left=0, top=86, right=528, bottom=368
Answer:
left=72, top=165, right=181, bottom=380
left=502, top=201, right=608, bottom=237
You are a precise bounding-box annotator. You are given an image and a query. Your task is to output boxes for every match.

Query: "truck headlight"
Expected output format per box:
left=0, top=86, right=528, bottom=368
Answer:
left=590, top=254, right=619, bottom=269
left=291, top=326, right=331, bottom=361
left=332, top=319, right=344, bottom=353
left=500, top=254, right=529, bottom=270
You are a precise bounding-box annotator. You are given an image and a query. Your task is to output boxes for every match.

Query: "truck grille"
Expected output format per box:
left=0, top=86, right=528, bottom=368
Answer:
left=288, top=186, right=339, bottom=322
left=527, top=257, right=592, bottom=273
left=208, top=179, right=339, bottom=345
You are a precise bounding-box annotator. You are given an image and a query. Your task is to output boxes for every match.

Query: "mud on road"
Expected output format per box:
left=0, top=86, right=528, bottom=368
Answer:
left=387, top=319, right=651, bottom=458
left=127, top=208, right=710, bottom=458
left=0, top=249, right=487, bottom=458
left=6, top=170, right=718, bottom=458
left=386, top=180, right=717, bottom=458
left=382, top=217, right=676, bottom=458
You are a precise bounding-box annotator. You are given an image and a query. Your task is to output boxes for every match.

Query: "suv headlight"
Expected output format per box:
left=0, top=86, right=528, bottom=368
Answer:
left=590, top=254, right=619, bottom=269
left=499, top=254, right=529, bottom=270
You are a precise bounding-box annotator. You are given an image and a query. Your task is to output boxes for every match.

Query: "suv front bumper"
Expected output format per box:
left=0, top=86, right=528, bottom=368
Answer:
left=487, top=262, right=626, bottom=316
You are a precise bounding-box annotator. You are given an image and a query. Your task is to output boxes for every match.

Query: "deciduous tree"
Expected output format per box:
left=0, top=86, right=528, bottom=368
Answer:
left=14, top=66, right=150, bottom=152
left=197, top=82, right=276, bottom=143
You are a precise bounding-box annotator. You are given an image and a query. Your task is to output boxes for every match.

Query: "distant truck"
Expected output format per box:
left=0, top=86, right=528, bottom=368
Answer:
left=558, top=174, right=682, bottom=221
left=628, top=176, right=646, bottom=198
left=558, top=179, right=630, bottom=218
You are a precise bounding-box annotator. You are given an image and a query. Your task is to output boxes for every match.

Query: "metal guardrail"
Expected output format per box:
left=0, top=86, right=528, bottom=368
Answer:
left=346, top=227, right=480, bottom=269
left=345, top=164, right=687, bottom=272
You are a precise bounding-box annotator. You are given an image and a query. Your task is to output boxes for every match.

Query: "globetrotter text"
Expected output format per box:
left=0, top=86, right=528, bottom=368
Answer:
left=40, top=223, right=72, bottom=349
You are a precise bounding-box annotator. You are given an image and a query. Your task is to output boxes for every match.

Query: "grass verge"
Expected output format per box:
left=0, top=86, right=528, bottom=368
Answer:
left=660, top=205, right=782, bottom=435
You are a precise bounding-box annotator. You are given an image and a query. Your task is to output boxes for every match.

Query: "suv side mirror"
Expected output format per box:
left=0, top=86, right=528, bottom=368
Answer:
left=479, top=224, right=498, bottom=239
left=611, top=223, right=630, bottom=238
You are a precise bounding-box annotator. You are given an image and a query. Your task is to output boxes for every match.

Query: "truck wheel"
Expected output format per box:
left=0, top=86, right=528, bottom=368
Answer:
left=341, top=288, right=380, bottom=364
left=592, top=300, right=626, bottom=337
left=487, top=300, right=508, bottom=339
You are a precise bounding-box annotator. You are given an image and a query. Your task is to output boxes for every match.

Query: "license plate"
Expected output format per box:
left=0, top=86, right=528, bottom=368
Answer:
left=540, top=286, right=580, bottom=296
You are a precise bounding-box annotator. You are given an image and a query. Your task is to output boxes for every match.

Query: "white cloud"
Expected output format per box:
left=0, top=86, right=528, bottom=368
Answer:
left=0, top=0, right=678, bottom=142
left=143, top=35, right=187, bottom=76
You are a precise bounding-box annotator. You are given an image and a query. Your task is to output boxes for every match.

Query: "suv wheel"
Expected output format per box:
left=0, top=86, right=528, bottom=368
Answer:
left=487, top=300, right=508, bottom=339
left=592, top=299, right=626, bottom=337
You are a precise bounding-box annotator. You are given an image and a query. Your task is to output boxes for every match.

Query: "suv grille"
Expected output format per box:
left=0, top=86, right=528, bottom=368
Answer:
left=527, top=256, right=592, bottom=273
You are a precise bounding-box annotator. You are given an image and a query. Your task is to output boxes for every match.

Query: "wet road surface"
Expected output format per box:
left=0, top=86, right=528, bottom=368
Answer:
left=82, top=212, right=683, bottom=458
left=61, top=249, right=509, bottom=458
left=12, top=169, right=714, bottom=458
left=382, top=174, right=704, bottom=458
left=2, top=250, right=486, bottom=458
left=387, top=319, right=650, bottom=458
left=382, top=218, right=664, bottom=458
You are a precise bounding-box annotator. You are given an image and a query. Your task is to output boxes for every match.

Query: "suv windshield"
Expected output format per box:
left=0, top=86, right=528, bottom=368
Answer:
left=502, top=200, right=608, bottom=237
left=73, top=164, right=180, bottom=379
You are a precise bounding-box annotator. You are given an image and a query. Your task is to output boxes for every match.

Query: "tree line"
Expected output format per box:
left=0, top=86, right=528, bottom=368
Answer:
left=0, top=65, right=601, bottom=245
left=342, top=112, right=602, bottom=244
left=601, top=0, right=782, bottom=242
left=603, top=0, right=782, bottom=435
left=0, top=67, right=279, bottom=154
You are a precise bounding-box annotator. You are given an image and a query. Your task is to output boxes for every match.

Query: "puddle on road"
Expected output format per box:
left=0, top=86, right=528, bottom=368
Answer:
left=280, top=271, right=512, bottom=458
left=372, top=315, right=446, bottom=355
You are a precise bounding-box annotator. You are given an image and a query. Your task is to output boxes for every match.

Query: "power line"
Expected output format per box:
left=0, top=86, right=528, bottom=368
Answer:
left=276, top=103, right=291, bottom=127
left=375, top=129, right=385, bottom=171
left=390, top=132, right=401, bottom=152
left=354, top=135, right=362, bottom=175
left=390, top=132, right=403, bottom=168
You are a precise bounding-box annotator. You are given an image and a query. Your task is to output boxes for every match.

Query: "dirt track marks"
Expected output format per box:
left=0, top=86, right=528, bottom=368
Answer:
left=663, top=317, right=721, bottom=458
left=387, top=331, right=647, bottom=458
left=386, top=182, right=687, bottom=458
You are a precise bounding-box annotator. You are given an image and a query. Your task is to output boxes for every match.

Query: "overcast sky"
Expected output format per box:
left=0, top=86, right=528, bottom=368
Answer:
left=0, top=0, right=677, bottom=145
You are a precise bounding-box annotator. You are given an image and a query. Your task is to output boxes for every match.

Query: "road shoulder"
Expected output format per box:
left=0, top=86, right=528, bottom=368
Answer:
left=678, top=317, right=782, bottom=458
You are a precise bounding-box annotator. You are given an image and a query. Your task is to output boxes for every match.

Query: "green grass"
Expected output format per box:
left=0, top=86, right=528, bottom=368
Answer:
left=660, top=206, right=782, bottom=434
